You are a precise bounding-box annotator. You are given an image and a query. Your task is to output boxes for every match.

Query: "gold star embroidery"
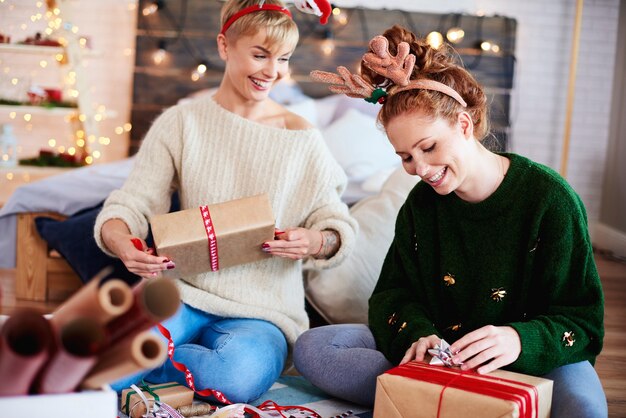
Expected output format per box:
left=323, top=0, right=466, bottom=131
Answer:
left=443, top=274, right=456, bottom=286
left=562, top=331, right=576, bottom=347
left=491, top=287, right=507, bottom=302
left=387, top=313, right=398, bottom=326
left=446, top=323, right=462, bottom=332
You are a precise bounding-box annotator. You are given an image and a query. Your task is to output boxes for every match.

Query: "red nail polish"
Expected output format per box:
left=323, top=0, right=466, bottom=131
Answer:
left=131, top=238, right=143, bottom=251
left=262, top=243, right=270, bottom=249
left=166, top=263, right=175, bottom=270
left=162, top=259, right=170, bottom=263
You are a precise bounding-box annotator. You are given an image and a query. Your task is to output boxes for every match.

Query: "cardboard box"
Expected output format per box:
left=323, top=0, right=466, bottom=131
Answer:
left=374, top=362, right=553, bottom=418
left=121, top=382, right=194, bottom=418
left=0, top=387, right=117, bottom=418
left=151, top=194, right=275, bottom=277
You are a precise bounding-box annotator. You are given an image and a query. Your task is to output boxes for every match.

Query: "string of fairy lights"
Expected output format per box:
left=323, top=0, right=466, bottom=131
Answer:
left=0, top=0, right=134, bottom=172
left=138, top=0, right=509, bottom=82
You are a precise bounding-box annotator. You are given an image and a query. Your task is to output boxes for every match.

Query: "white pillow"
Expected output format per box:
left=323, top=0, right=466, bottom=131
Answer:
left=286, top=98, right=318, bottom=127
left=322, top=108, right=399, bottom=182
left=304, top=166, right=420, bottom=324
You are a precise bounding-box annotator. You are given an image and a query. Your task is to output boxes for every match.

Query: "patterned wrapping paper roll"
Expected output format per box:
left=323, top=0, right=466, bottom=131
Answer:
left=50, top=271, right=134, bottom=329
left=33, top=316, right=105, bottom=394
left=106, top=278, right=180, bottom=345
left=80, top=331, right=167, bottom=389
left=0, top=309, right=53, bottom=396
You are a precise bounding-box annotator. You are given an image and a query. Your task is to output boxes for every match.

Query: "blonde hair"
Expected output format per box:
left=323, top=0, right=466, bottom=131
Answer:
left=220, top=0, right=299, bottom=53
left=361, top=25, right=490, bottom=141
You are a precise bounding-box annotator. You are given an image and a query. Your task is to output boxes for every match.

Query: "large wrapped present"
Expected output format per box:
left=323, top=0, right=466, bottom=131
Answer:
left=121, top=382, right=194, bottom=418
left=374, top=361, right=553, bottom=418
left=151, top=194, right=275, bottom=277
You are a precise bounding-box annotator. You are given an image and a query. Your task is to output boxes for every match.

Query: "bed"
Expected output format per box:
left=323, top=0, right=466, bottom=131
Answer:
left=0, top=91, right=417, bottom=324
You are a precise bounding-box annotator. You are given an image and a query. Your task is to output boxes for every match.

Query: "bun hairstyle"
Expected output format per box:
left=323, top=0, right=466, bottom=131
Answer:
left=220, top=0, right=299, bottom=51
left=361, top=25, right=490, bottom=141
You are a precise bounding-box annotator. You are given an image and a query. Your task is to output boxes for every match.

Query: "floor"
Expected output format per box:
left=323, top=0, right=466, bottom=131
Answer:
left=1, top=252, right=625, bottom=417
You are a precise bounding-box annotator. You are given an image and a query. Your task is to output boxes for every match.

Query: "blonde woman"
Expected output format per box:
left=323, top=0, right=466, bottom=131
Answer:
left=95, top=0, right=356, bottom=403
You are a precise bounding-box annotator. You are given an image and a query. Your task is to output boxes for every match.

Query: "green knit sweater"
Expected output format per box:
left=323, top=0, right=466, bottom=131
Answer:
left=369, top=153, right=604, bottom=376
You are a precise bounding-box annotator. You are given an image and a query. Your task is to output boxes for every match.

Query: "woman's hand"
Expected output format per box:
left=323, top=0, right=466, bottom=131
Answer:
left=262, top=228, right=340, bottom=260
left=449, top=325, right=521, bottom=374
left=401, top=335, right=441, bottom=365
left=101, top=219, right=174, bottom=279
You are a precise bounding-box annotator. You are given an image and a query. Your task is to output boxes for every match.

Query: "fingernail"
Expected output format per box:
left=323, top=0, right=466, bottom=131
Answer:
left=166, top=262, right=175, bottom=270
left=162, top=259, right=170, bottom=263
left=131, top=238, right=143, bottom=251
left=151, top=272, right=158, bottom=277
left=262, top=243, right=270, bottom=249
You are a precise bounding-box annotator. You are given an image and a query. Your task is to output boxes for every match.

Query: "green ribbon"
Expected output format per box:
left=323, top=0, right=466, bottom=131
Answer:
left=364, top=88, right=387, bottom=104
left=124, top=381, right=181, bottom=415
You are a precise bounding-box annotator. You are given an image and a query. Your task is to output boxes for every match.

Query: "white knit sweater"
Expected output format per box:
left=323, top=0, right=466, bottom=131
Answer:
left=94, top=96, right=357, bottom=346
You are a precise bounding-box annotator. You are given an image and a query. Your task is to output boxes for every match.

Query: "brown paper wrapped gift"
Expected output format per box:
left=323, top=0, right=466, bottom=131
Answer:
left=151, top=194, right=275, bottom=277
left=121, top=382, right=194, bottom=418
left=374, top=361, right=553, bottom=418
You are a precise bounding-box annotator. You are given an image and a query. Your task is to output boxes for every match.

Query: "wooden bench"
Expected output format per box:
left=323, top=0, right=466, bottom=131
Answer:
left=15, top=212, right=82, bottom=302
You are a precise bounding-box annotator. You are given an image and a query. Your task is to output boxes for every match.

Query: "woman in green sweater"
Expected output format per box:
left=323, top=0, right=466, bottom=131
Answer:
left=294, top=25, right=606, bottom=417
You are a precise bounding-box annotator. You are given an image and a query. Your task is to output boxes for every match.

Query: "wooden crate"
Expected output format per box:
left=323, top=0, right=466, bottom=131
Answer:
left=15, top=212, right=81, bottom=302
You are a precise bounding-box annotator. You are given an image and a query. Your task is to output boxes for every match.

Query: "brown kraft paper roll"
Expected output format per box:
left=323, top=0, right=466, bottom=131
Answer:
left=34, top=317, right=105, bottom=394
left=106, top=278, right=180, bottom=344
left=80, top=331, right=167, bottom=389
left=50, top=270, right=134, bottom=330
left=0, top=309, right=53, bottom=396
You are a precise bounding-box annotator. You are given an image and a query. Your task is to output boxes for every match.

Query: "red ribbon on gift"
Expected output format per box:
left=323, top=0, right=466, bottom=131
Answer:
left=386, top=362, right=539, bottom=418
left=199, top=205, right=219, bottom=271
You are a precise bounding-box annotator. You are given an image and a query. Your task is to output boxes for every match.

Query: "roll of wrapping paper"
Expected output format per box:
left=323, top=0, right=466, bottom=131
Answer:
left=51, top=275, right=134, bottom=329
left=0, top=309, right=53, bottom=396
left=33, top=316, right=105, bottom=394
left=80, top=331, right=167, bottom=389
left=106, top=278, right=180, bottom=344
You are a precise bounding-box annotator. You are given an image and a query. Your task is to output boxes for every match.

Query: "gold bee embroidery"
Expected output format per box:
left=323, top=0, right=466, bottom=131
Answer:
left=387, top=313, right=398, bottom=326
left=491, top=287, right=507, bottom=302
left=443, top=274, right=456, bottom=286
left=562, top=331, right=576, bottom=347
left=446, top=323, right=462, bottom=332
left=397, top=322, right=407, bottom=333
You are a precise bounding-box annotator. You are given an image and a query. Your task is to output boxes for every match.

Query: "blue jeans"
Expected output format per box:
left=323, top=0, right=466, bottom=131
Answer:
left=294, top=324, right=608, bottom=417
left=111, top=303, right=288, bottom=404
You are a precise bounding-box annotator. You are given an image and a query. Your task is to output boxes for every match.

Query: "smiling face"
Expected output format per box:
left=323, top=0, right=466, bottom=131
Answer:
left=385, top=110, right=476, bottom=198
left=218, top=28, right=294, bottom=103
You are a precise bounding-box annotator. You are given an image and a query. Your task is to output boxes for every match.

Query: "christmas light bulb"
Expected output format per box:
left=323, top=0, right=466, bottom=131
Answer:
left=142, top=2, right=158, bottom=16
left=427, top=31, right=444, bottom=49
left=321, top=39, right=335, bottom=56
left=446, top=27, right=465, bottom=44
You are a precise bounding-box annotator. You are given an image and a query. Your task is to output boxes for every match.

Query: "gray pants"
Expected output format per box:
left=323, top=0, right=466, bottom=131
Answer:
left=293, top=324, right=608, bottom=417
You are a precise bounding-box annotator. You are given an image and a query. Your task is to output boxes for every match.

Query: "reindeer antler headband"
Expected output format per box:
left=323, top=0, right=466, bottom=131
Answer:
left=311, top=36, right=467, bottom=107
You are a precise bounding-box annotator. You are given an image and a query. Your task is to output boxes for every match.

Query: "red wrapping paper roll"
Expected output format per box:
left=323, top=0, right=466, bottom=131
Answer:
left=33, top=317, right=105, bottom=394
left=0, top=309, right=53, bottom=396
left=106, top=278, right=180, bottom=344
